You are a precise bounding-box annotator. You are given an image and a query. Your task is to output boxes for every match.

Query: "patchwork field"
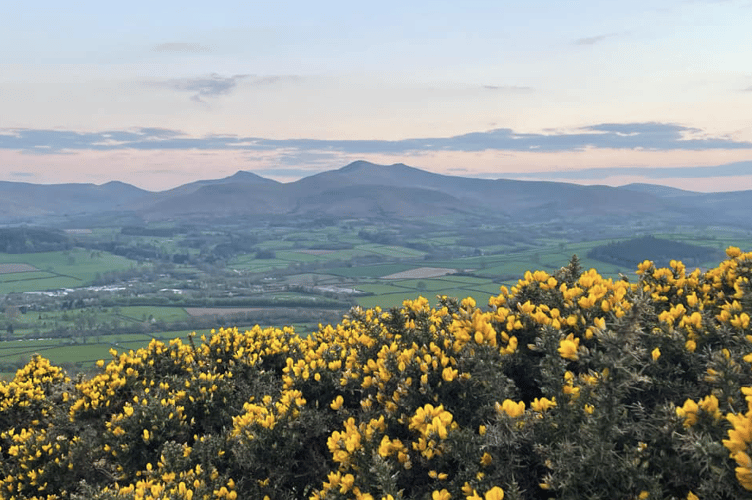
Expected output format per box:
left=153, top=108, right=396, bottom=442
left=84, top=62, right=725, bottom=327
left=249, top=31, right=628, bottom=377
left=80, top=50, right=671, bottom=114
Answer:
left=381, top=267, right=457, bottom=279
left=0, top=263, right=38, bottom=274
left=0, top=249, right=135, bottom=294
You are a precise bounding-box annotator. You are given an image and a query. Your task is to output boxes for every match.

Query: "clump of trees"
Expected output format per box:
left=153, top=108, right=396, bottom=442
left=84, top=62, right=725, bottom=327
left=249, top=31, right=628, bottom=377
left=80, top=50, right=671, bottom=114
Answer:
left=1, top=249, right=752, bottom=499
left=0, top=228, right=72, bottom=253
left=587, top=235, right=720, bottom=268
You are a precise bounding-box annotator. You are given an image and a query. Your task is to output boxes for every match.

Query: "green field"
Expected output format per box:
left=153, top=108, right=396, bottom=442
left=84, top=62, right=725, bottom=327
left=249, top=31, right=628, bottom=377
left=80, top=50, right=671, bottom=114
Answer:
left=0, top=249, right=135, bottom=294
left=327, top=263, right=415, bottom=278
left=2, top=305, right=191, bottom=339
left=116, top=306, right=190, bottom=323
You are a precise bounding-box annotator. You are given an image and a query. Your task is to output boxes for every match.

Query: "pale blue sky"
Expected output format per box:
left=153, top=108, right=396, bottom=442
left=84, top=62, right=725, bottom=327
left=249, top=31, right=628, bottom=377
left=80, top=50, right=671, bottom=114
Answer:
left=1, top=0, right=751, bottom=191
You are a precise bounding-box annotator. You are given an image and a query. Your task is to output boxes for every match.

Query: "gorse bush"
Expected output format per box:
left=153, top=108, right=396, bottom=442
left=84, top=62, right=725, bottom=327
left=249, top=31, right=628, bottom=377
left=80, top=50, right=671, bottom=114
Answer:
left=2, top=248, right=752, bottom=499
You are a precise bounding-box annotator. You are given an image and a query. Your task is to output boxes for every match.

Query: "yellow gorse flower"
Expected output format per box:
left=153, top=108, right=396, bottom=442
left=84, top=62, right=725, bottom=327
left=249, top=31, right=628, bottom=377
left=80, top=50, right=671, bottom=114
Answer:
left=496, top=399, right=525, bottom=418
left=558, top=334, right=580, bottom=361
left=484, top=486, right=504, bottom=500
left=651, top=348, right=661, bottom=361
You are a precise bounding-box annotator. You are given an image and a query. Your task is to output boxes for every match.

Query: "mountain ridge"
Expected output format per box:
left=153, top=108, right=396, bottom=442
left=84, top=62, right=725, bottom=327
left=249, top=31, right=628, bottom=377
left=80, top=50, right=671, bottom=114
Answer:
left=0, top=161, right=749, bottom=229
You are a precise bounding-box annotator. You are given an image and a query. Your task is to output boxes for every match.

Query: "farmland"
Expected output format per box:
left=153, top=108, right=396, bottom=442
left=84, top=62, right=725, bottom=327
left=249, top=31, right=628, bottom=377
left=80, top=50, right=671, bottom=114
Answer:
left=0, top=218, right=749, bottom=377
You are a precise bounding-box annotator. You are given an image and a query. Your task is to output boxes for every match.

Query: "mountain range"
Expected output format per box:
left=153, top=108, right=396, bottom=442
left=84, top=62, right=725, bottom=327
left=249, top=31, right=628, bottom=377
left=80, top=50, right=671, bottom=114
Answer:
left=1, top=161, right=750, bottom=229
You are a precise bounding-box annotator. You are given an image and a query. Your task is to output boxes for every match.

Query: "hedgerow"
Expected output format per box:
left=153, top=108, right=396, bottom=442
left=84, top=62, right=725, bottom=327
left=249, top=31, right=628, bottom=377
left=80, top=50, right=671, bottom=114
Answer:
left=2, top=248, right=752, bottom=499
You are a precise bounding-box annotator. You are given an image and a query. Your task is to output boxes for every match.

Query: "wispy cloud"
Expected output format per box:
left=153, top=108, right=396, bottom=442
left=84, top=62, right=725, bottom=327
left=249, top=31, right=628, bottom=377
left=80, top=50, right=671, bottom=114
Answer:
left=147, top=74, right=301, bottom=102
left=274, top=149, right=352, bottom=167
left=2, top=122, right=751, bottom=155
left=574, top=33, right=618, bottom=45
left=149, top=74, right=250, bottom=102
left=151, top=42, right=211, bottom=53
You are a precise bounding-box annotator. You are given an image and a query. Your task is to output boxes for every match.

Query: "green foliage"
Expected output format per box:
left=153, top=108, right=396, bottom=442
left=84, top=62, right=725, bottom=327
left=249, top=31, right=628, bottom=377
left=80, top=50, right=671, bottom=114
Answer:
left=587, top=235, right=720, bottom=268
left=0, top=228, right=72, bottom=254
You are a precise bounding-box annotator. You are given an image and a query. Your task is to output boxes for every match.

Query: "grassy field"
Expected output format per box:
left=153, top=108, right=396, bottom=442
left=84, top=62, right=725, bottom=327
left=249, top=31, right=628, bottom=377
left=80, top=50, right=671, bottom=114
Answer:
left=0, top=249, right=135, bottom=294
left=327, top=263, right=415, bottom=278
left=116, top=306, right=190, bottom=323
left=2, top=305, right=191, bottom=339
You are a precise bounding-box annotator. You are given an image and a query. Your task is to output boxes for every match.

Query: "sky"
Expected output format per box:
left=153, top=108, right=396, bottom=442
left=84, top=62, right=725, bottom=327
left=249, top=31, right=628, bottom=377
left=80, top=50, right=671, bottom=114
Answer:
left=1, top=0, right=751, bottom=192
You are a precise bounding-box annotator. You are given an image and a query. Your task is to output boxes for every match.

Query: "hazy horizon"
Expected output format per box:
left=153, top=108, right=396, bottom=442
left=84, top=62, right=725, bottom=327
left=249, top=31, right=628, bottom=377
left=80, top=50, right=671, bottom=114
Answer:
left=2, top=159, right=752, bottom=195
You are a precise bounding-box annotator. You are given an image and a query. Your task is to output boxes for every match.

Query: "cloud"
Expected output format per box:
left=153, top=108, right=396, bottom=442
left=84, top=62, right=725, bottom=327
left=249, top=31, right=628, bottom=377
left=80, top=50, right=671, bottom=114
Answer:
left=151, top=42, right=211, bottom=53
left=274, top=149, right=353, bottom=167
left=147, top=74, right=301, bottom=102
left=150, top=74, right=250, bottom=102
left=574, top=33, right=617, bottom=45
left=2, top=122, right=751, bottom=155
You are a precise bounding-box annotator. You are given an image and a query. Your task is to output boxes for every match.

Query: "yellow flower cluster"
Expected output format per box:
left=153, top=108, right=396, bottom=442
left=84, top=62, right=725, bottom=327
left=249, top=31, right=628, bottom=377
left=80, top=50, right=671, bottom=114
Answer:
left=409, top=404, right=458, bottom=459
left=462, top=485, right=505, bottom=500
left=231, top=388, right=306, bottom=437
left=98, top=463, right=237, bottom=500
left=723, top=388, right=752, bottom=490
left=0, top=355, right=67, bottom=418
left=495, top=399, right=525, bottom=418
left=488, top=267, right=633, bottom=358
left=676, top=395, right=721, bottom=428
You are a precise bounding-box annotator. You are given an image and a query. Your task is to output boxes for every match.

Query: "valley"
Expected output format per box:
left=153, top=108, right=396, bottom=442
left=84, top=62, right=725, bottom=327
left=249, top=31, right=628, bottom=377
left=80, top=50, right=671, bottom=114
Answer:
left=1, top=161, right=750, bottom=375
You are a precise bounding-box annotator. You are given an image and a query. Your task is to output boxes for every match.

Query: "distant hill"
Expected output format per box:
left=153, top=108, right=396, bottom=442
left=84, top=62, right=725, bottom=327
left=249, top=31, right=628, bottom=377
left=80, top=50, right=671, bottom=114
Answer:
left=156, top=170, right=279, bottom=198
left=0, top=161, right=750, bottom=230
left=0, top=180, right=152, bottom=222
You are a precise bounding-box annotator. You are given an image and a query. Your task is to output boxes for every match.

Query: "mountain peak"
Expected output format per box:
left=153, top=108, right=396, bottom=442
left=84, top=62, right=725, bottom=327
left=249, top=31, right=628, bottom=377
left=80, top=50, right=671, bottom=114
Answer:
left=226, top=170, right=278, bottom=184
left=100, top=180, right=150, bottom=194
left=336, top=161, right=428, bottom=176
left=338, top=160, right=381, bottom=172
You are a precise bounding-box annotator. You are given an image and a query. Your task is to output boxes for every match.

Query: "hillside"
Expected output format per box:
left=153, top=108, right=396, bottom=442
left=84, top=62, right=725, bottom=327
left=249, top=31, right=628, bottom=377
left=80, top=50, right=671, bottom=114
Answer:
left=0, top=180, right=151, bottom=221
